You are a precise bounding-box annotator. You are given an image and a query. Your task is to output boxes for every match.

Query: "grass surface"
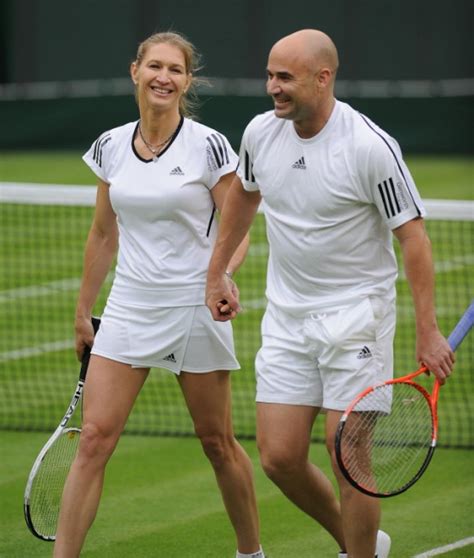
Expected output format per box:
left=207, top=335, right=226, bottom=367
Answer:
left=0, top=154, right=473, bottom=557
left=1, top=432, right=473, bottom=557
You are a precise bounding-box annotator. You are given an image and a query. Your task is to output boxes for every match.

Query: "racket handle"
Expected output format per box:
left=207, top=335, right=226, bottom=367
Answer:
left=79, top=317, right=101, bottom=381
left=447, top=301, right=474, bottom=351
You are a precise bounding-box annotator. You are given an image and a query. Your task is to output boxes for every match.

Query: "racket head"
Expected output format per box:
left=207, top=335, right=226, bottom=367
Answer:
left=335, top=380, right=436, bottom=497
left=24, top=427, right=81, bottom=541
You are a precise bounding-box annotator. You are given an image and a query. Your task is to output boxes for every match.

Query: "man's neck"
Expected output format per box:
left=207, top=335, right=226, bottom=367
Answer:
left=293, top=96, right=336, bottom=139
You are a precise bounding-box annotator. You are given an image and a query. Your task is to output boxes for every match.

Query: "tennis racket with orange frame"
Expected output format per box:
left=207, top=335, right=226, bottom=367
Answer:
left=335, top=301, right=473, bottom=498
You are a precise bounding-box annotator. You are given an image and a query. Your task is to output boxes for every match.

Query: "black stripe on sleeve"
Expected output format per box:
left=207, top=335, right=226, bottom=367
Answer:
left=212, top=134, right=225, bottom=166
left=97, top=136, right=111, bottom=168
left=378, top=183, right=390, bottom=218
left=383, top=180, right=396, bottom=217
left=93, top=134, right=111, bottom=167
left=206, top=135, right=223, bottom=168
left=244, top=150, right=255, bottom=182
left=93, top=136, right=105, bottom=165
left=389, top=177, right=401, bottom=214
left=215, top=134, right=230, bottom=165
left=359, top=113, right=422, bottom=217
left=93, top=139, right=99, bottom=162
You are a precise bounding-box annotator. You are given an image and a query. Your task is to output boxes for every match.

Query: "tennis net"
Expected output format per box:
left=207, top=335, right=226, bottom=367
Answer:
left=1, top=183, right=473, bottom=447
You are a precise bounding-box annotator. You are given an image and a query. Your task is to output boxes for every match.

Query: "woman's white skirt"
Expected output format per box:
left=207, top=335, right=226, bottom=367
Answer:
left=91, top=298, right=240, bottom=374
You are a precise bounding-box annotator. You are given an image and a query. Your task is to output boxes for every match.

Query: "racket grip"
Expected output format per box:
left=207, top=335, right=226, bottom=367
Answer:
left=79, top=317, right=101, bottom=381
left=447, top=301, right=474, bottom=351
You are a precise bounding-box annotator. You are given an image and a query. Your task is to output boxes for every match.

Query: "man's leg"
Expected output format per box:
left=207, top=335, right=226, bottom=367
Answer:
left=54, top=357, right=149, bottom=558
left=178, top=371, right=262, bottom=556
left=257, top=402, right=345, bottom=550
left=326, top=410, right=380, bottom=557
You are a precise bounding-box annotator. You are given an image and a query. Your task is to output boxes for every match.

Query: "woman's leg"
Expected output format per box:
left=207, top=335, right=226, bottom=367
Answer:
left=177, top=370, right=261, bottom=555
left=53, top=356, right=149, bottom=558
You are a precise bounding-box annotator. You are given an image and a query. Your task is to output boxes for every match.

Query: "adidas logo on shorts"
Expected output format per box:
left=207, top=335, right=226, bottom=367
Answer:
left=357, top=345, right=372, bottom=359
left=292, top=156, right=306, bottom=169
left=170, top=166, right=184, bottom=175
left=163, top=353, right=177, bottom=363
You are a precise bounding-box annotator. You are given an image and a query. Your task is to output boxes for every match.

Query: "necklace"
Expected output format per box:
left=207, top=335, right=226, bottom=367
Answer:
left=138, top=122, right=176, bottom=162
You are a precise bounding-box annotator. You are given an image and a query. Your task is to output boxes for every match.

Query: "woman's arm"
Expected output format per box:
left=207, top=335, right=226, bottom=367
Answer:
left=74, top=180, right=118, bottom=358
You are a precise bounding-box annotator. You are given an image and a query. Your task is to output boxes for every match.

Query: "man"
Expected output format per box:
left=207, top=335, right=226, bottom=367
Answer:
left=206, top=29, right=455, bottom=558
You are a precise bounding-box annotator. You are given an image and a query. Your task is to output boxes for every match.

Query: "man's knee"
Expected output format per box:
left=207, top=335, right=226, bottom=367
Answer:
left=258, top=444, right=303, bottom=481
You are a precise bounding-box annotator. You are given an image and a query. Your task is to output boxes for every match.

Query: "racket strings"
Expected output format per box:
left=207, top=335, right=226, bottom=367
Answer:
left=29, top=428, right=80, bottom=538
left=340, top=383, right=433, bottom=494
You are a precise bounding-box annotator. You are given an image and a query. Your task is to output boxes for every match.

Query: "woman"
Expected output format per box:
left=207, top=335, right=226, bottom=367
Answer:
left=54, top=32, right=264, bottom=558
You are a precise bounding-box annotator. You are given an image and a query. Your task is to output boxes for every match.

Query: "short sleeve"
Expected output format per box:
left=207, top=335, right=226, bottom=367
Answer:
left=362, top=135, right=426, bottom=229
left=82, top=131, right=113, bottom=183
left=236, top=121, right=259, bottom=192
left=204, top=132, right=238, bottom=188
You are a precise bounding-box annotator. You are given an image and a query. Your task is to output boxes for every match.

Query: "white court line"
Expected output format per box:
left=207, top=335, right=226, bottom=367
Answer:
left=412, top=536, right=474, bottom=557
left=1, top=252, right=471, bottom=305
left=0, top=277, right=82, bottom=303
left=398, top=254, right=474, bottom=280
left=0, top=339, right=74, bottom=363
left=0, top=272, right=114, bottom=303
left=0, top=299, right=465, bottom=362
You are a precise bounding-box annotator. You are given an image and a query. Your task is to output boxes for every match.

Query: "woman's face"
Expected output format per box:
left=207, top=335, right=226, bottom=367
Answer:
left=131, top=42, right=191, bottom=114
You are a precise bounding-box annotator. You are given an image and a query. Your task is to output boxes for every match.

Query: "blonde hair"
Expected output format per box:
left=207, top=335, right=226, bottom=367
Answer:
left=134, top=31, right=203, bottom=118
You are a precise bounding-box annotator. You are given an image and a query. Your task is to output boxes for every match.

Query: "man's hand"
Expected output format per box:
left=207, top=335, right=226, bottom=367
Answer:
left=416, top=329, right=455, bottom=385
left=206, top=273, right=242, bottom=321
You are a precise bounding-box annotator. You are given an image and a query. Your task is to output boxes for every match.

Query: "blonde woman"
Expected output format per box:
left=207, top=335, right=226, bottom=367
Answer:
left=54, top=32, right=264, bottom=558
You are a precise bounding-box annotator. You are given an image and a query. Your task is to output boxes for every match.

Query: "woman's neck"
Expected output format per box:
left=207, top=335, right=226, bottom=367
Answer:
left=139, top=107, right=181, bottom=143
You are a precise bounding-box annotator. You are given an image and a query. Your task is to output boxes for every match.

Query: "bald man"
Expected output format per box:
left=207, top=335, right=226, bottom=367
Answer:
left=206, top=29, right=454, bottom=558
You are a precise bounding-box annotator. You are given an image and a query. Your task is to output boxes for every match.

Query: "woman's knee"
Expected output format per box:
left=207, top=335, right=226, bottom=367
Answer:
left=77, top=422, right=120, bottom=465
left=195, top=426, right=234, bottom=468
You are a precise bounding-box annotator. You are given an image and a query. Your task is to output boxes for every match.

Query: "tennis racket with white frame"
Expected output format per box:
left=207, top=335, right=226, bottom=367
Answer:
left=24, top=316, right=101, bottom=540
left=335, top=301, right=473, bottom=498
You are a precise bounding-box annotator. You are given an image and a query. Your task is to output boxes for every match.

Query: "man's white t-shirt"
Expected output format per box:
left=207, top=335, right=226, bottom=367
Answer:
left=237, top=100, right=425, bottom=315
left=84, top=117, right=238, bottom=307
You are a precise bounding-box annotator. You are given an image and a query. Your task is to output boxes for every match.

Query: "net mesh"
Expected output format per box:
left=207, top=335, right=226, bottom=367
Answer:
left=1, top=185, right=473, bottom=447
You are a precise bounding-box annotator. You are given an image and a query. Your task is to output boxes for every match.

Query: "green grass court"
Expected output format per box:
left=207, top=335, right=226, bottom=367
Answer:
left=1, top=433, right=473, bottom=557
left=0, top=153, right=473, bottom=556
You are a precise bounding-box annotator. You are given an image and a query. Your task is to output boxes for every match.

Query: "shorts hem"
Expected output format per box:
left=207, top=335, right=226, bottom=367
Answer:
left=323, top=399, right=353, bottom=412
left=256, top=393, right=322, bottom=407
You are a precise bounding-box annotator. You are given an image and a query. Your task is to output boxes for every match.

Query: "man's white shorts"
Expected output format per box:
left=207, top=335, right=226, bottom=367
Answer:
left=91, top=298, right=240, bottom=374
left=255, top=297, right=396, bottom=410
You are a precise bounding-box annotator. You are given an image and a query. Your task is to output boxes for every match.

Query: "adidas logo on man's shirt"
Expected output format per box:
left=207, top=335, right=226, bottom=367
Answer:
left=292, top=156, right=306, bottom=169
left=357, top=346, right=372, bottom=359
left=170, top=166, right=184, bottom=175
left=163, top=353, right=177, bottom=363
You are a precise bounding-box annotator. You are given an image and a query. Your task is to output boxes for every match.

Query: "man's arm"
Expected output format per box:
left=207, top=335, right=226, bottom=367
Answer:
left=393, top=218, right=455, bottom=384
left=206, top=175, right=261, bottom=321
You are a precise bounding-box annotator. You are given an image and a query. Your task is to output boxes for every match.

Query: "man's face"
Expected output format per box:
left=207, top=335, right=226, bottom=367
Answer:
left=266, top=47, right=320, bottom=123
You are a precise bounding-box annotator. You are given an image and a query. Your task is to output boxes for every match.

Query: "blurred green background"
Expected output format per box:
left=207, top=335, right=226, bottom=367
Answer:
left=0, top=0, right=472, bottom=153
